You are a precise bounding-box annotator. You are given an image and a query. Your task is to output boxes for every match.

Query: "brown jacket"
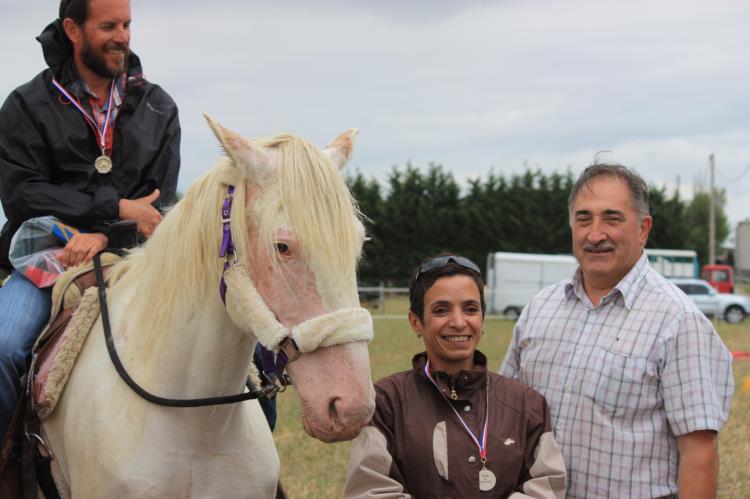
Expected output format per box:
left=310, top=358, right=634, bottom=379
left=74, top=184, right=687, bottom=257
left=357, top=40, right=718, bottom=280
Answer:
left=345, top=352, right=566, bottom=499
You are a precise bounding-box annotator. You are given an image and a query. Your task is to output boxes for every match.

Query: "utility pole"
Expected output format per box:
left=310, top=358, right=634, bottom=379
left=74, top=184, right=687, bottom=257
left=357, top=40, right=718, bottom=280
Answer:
left=709, top=154, right=716, bottom=265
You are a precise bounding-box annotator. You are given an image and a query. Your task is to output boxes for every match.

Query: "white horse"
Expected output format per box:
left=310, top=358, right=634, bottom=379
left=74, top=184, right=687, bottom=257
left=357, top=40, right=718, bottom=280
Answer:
left=41, top=117, right=376, bottom=498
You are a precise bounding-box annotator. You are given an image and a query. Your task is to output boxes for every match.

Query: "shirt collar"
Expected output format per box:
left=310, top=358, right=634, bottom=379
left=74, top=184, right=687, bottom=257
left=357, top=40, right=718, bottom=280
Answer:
left=68, top=73, right=126, bottom=109
left=564, top=251, right=649, bottom=310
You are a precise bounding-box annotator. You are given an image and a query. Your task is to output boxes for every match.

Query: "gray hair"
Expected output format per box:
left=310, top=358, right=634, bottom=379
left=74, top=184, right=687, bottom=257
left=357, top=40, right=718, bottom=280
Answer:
left=568, top=162, right=650, bottom=220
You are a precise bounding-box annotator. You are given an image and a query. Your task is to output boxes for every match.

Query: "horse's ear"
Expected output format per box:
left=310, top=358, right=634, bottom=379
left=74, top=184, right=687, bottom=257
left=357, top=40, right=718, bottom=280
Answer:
left=203, top=113, right=273, bottom=182
left=323, top=128, right=358, bottom=171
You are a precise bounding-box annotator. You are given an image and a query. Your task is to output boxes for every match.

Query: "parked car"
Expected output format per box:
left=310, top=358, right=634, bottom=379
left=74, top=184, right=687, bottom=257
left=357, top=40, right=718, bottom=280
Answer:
left=670, top=278, right=750, bottom=324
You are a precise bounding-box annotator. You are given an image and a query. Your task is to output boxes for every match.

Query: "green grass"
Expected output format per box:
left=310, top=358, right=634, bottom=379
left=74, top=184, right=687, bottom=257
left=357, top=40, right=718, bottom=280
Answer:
left=273, top=309, right=750, bottom=498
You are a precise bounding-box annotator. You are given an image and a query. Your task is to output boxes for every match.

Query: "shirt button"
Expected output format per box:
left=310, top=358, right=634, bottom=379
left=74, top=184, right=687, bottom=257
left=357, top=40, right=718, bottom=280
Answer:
left=463, top=405, right=471, bottom=412
left=468, top=456, right=476, bottom=463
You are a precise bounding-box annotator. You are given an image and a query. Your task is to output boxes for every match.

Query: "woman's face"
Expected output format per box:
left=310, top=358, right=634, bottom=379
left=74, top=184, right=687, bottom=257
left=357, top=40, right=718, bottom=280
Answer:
left=409, top=274, right=484, bottom=373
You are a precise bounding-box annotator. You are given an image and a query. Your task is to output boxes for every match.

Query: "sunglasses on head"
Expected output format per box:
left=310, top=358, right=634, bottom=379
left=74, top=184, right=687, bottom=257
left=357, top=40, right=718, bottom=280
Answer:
left=415, top=255, right=481, bottom=281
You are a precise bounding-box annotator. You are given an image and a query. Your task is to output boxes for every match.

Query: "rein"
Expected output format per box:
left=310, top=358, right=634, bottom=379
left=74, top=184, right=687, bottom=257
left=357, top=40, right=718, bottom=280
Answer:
left=93, top=253, right=276, bottom=407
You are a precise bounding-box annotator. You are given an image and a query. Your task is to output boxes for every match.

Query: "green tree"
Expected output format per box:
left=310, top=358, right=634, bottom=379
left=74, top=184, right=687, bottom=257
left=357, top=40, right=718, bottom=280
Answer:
left=379, top=163, right=464, bottom=284
left=347, top=171, right=385, bottom=283
left=647, top=185, right=690, bottom=249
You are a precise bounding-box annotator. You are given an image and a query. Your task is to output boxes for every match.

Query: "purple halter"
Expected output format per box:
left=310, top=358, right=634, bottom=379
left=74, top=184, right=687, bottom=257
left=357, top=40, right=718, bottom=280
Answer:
left=219, top=185, right=236, bottom=303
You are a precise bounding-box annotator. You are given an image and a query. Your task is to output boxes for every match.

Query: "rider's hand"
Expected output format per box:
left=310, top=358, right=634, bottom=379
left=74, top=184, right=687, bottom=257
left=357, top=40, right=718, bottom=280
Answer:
left=118, top=189, right=162, bottom=238
left=58, top=232, right=108, bottom=268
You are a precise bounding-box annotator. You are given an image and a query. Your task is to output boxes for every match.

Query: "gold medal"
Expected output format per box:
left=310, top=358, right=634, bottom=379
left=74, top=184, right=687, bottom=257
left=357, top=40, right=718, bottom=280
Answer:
left=95, top=154, right=113, bottom=174
left=478, top=467, right=496, bottom=492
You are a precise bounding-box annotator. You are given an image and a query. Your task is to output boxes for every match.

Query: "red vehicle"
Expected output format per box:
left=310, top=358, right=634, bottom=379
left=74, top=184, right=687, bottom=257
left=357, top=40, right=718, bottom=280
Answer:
left=701, top=264, right=735, bottom=293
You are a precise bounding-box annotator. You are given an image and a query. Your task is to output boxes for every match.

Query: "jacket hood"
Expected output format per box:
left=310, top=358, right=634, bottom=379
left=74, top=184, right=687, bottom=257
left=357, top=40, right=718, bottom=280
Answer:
left=36, top=18, right=144, bottom=81
left=37, top=19, right=72, bottom=73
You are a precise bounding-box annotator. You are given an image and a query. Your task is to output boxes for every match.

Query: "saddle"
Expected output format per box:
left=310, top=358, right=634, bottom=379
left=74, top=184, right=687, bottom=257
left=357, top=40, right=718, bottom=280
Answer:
left=0, top=253, right=120, bottom=499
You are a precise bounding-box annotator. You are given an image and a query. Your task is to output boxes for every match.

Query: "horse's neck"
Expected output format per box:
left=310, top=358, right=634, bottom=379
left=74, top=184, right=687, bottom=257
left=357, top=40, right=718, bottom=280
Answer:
left=111, top=285, right=256, bottom=400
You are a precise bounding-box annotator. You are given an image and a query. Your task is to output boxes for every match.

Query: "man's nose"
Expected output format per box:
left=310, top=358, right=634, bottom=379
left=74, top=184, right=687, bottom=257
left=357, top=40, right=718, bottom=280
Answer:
left=586, top=217, right=607, bottom=243
left=112, top=25, right=129, bottom=44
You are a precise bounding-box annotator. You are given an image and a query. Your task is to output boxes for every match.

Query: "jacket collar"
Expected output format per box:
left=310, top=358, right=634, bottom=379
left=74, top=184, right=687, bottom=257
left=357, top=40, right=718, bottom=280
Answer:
left=413, top=350, right=488, bottom=393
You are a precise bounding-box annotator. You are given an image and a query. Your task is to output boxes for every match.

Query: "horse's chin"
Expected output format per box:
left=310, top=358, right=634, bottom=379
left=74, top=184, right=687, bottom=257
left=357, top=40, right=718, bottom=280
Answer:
left=301, top=412, right=371, bottom=443
left=288, top=342, right=376, bottom=443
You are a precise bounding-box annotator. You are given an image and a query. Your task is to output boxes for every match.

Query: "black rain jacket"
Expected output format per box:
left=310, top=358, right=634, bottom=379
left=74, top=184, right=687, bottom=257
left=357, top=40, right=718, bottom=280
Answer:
left=0, top=19, right=181, bottom=271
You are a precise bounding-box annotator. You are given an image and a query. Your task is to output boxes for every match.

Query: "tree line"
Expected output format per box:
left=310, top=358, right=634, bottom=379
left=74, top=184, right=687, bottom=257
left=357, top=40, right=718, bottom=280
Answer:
left=347, top=163, right=729, bottom=285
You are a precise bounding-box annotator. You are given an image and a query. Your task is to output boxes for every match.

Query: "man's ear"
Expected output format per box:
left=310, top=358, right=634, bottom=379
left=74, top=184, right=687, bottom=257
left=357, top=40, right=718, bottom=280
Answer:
left=62, top=18, right=81, bottom=45
left=408, top=311, right=423, bottom=338
left=639, top=215, right=653, bottom=246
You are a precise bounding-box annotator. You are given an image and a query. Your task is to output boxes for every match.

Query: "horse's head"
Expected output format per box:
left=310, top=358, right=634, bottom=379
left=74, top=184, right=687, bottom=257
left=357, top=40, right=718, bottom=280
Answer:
left=205, top=115, right=375, bottom=442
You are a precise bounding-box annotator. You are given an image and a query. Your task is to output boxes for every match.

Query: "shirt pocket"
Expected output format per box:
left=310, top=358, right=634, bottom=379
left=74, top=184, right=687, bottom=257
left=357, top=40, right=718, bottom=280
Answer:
left=583, top=347, right=658, bottom=418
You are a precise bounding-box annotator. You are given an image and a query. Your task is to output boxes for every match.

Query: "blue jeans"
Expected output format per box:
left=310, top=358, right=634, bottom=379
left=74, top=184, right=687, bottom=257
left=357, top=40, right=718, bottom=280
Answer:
left=0, top=271, right=51, bottom=438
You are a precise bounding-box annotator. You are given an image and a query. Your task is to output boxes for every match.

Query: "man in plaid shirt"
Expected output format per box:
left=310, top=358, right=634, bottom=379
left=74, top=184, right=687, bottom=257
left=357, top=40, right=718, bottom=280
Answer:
left=501, top=163, right=733, bottom=498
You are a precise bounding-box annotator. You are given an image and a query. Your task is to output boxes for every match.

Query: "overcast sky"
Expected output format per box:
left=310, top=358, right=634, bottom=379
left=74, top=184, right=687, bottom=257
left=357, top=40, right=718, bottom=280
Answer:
left=2, top=0, right=749, bottom=243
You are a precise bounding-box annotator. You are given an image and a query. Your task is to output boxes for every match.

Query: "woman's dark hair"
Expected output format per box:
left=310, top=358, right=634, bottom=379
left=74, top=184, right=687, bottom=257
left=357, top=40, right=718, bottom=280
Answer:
left=59, top=0, right=88, bottom=25
left=409, top=254, right=486, bottom=322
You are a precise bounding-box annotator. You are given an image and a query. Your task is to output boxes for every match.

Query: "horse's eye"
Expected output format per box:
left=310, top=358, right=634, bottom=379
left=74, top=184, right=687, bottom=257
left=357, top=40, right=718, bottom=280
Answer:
left=276, top=242, right=290, bottom=255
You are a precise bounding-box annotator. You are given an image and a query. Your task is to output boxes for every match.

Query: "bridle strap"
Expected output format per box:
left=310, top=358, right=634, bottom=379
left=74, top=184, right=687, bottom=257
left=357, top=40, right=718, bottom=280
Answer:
left=93, top=254, right=278, bottom=407
left=219, top=185, right=236, bottom=303
left=275, top=337, right=301, bottom=374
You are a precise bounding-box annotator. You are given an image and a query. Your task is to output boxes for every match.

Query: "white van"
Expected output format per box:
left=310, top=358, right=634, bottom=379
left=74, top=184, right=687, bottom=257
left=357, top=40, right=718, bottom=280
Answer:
left=485, top=252, right=577, bottom=319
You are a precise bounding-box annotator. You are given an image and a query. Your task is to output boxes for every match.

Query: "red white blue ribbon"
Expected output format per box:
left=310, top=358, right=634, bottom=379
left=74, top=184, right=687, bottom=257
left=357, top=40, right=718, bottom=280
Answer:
left=424, top=360, right=490, bottom=460
left=51, top=77, right=116, bottom=155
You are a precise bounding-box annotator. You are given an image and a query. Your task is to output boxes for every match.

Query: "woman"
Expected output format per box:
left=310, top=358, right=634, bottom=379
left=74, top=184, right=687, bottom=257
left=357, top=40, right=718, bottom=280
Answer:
left=345, top=255, right=566, bottom=498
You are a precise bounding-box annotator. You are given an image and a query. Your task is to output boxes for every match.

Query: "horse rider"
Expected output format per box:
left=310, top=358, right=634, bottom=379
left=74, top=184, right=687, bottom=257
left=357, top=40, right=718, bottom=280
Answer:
left=0, top=0, right=181, bottom=439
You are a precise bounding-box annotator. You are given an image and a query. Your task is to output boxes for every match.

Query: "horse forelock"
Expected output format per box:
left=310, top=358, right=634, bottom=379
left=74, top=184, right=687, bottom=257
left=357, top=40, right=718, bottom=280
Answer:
left=259, top=134, right=363, bottom=304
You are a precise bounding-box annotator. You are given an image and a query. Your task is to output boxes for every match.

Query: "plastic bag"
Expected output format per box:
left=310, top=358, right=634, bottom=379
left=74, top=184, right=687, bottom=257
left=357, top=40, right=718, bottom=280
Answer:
left=8, top=216, right=84, bottom=288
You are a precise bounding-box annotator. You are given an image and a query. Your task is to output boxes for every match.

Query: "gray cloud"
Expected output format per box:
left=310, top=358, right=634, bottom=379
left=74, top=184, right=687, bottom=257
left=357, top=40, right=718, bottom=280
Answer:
left=2, top=0, right=748, bottom=238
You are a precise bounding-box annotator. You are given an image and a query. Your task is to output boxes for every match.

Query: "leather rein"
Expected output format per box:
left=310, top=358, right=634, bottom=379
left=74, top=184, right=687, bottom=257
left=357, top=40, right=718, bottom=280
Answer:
left=93, top=184, right=292, bottom=408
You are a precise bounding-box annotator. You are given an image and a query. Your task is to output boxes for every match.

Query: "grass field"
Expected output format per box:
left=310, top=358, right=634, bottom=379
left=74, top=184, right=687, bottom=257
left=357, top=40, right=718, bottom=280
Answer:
left=273, top=309, right=750, bottom=498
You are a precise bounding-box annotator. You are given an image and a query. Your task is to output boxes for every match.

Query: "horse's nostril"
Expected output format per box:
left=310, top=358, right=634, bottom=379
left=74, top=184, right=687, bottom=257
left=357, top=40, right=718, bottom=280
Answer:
left=329, top=397, right=341, bottom=424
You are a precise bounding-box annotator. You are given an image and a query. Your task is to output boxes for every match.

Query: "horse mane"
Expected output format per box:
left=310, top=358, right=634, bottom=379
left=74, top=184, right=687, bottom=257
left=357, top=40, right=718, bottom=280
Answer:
left=257, top=133, right=363, bottom=299
left=108, top=132, right=362, bottom=357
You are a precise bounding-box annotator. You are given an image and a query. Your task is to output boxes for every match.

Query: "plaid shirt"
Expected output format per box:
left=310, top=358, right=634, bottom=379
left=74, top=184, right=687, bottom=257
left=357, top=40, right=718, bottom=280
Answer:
left=69, top=74, right=126, bottom=156
left=501, top=252, right=734, bottom=498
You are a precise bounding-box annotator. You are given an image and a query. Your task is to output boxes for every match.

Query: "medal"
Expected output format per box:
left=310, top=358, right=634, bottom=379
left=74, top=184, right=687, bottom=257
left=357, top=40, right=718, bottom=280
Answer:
left=479, top=467, right=497, bottom=491
left=52, top=78, right=117, bottom=174
left=95, top=154, right=113, bottom=174
left=425, top=361, right=495, bottom=492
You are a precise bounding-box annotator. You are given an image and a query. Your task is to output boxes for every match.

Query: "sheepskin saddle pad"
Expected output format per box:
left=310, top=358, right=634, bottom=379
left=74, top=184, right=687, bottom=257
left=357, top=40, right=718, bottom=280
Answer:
left=32, top=253, right=120, bottom=420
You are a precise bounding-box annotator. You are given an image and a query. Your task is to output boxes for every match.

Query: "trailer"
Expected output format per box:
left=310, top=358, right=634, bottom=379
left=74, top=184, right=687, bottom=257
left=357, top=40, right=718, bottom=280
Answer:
left=645, top=248, right=699, bottom=278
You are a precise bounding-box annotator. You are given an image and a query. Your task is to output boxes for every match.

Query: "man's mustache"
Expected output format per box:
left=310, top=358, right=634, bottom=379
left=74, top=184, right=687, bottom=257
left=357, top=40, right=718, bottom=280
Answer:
left=104, top=42, right=129, bottom=53
left=583, top=241, right=615, bottom=252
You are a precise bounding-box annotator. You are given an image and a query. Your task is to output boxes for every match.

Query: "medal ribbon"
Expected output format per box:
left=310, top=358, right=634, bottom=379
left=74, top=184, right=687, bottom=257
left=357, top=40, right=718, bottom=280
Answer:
left=424, top=360, right=490, bottom=460
left=52, top=78, right=116, bottom=156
